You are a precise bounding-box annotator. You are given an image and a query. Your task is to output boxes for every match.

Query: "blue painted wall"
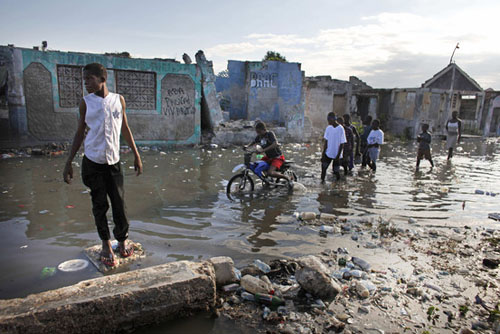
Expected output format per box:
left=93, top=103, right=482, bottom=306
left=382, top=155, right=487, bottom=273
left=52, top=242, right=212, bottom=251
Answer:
left=1, top=46, right=202, bottom=145
left=215, top=60, right=304, bottom=135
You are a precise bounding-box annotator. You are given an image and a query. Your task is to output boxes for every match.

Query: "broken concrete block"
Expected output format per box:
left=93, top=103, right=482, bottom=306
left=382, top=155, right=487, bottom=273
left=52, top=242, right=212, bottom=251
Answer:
left=84, top=240, right=145, bottom=273
left=0, top=261, right=216, bottom=334
left=209, top=256, right=237, bottom=286
left=295, top=255, right=341, bottom=301
left=182, top=53, right=192, bottom=64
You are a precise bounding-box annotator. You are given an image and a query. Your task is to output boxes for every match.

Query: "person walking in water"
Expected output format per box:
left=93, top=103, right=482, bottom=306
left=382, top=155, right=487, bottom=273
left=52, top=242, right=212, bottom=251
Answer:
left=416, top=123, right=434, bottom=170
left=446, top=111, right=461, bottom=160
left=360, top=115, right=373, bottom=168
left=366, top=119, right=384, bottom=172
left=321, top=113, right=347, bottom=182
left=63, top=63, right=143, bottom=267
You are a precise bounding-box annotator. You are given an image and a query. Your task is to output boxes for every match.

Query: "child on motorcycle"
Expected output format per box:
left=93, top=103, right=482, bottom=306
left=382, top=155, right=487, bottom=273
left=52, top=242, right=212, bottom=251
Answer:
left=245, top=121, right=293, bottom=188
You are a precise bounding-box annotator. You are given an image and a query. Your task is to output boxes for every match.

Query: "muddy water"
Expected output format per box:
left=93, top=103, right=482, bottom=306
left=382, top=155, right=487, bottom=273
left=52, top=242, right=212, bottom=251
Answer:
left=0, top=139, right=499, bottom=330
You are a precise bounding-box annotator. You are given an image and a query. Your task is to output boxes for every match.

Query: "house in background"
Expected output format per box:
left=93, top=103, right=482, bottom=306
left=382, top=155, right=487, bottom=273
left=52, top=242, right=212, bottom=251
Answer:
left=421, top=63, right=485, bottom=135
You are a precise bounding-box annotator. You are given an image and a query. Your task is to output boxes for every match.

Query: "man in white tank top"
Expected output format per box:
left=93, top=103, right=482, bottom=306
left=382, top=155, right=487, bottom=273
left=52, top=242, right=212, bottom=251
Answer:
left=63, top=63, right=143, bottom=267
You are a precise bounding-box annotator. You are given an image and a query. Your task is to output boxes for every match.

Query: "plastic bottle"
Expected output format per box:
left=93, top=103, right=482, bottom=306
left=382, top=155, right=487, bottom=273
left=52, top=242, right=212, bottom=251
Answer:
left=300, top=212, right=316, bottom=221
left=352, top=257, right=371, bottom=271
left=254, top=259, right=271, bottom=273
left=241, top=275, right=270, bottom=294
left=260, top=275, right=273, bottom=291
left=241, top=291, right=255, bottom=301
left=320, top=225, right=334, bottom=233
left=255, top=293, right=285, bottom=306
left=319, top=213, right=336, bottom=221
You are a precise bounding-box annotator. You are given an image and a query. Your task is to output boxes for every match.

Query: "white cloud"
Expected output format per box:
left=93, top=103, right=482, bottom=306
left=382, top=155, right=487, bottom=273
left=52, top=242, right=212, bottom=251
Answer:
left=206, top=8, right=500, bottom=88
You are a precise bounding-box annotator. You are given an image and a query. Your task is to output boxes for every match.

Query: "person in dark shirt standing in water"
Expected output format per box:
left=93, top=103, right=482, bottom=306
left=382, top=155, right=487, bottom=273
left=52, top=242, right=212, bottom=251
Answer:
left=245, top=121, right=293, bottom=188
left=360, top=115, right=373, bottom=168
left=416, top=123, right=434, bottom=170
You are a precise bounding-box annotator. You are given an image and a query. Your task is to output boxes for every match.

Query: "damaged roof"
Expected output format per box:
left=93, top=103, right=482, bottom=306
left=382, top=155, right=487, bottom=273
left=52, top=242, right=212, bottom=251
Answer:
left=422, top=63, right=483, bottom=91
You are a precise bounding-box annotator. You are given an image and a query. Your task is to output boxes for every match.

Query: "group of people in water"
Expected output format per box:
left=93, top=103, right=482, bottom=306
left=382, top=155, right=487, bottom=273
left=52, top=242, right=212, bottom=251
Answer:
left=250, top=110, right=463, bottom=185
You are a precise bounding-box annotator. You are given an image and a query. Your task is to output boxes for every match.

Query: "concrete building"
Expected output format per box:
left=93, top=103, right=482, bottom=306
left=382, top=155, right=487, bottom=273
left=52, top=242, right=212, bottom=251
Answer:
left=215, top=60, right=305, bottom=141
left=303, top=76, right=372, bottom=130
left=0, top=45, right=223, bottom=146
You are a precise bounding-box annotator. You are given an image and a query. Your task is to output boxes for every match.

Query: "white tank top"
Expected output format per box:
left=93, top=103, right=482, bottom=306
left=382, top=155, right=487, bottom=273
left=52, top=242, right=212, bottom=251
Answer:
left=83, top=92, right=123, bottom=165
left=447, top=120, right=459, bottom=135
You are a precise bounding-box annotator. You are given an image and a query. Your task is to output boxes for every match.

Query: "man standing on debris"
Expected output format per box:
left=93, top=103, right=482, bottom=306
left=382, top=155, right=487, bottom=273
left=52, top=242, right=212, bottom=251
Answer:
left=321, top=113, right=347, bottom=182
left=63, top=63, right=143, bottom=267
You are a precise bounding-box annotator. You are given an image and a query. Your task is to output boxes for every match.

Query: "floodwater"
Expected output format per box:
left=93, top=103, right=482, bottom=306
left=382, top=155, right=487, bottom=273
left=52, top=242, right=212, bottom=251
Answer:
left=1, top=138, right=500, bottom=332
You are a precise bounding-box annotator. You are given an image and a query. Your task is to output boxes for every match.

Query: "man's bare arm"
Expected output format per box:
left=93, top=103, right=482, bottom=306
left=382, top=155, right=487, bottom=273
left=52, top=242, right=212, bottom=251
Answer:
left=63, top=99, right=87, bottom=184
left=120, top=96, right=143, bottom=176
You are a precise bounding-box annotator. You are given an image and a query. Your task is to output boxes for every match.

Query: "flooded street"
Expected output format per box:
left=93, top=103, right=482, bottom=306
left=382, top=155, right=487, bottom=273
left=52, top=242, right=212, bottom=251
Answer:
left=1, top=138, right=500, bottom=332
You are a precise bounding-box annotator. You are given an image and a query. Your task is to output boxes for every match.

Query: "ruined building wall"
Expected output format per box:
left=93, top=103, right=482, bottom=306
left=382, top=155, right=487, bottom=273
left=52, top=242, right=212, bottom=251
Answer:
left=0, top=46, right=202, bottom=145
left=215, top=60, right=305, bottom=141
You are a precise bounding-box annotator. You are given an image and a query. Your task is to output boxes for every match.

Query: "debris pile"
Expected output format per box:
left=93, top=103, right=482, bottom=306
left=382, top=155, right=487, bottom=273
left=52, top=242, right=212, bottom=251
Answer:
left=210, top=213, right=500, bottom=334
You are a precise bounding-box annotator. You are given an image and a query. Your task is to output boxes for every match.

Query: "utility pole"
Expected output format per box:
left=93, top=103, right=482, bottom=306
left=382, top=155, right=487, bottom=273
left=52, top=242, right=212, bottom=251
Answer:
left=449, top=42, right=459, bottom=64
left=447, top=43, right=459, bottom=121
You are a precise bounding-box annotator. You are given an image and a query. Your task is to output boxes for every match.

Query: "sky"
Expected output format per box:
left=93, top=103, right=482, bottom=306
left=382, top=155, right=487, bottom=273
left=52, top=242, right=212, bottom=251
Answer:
left=1, top=0, right=499, bottom=89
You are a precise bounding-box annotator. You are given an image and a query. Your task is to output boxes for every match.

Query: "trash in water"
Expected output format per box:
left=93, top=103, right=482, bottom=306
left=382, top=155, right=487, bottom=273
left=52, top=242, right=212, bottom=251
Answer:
left=57, top=259, right=89, bottom=272
left=320, top=225, right=334, bottom=233
left=253, top=259, right=271, bottom=273
left=488, top=213, right=500, bottom=221
left=40, top=266, right=56, bottom=279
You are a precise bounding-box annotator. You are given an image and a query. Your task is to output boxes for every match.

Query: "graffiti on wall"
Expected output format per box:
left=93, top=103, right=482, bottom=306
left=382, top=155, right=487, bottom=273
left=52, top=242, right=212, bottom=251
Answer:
left=163, top=87, right=195, bottom=116
left=115, top=69, right=156, bottom=110
left=250, top=72, right=277, bottom=88
left=57, top=65, right=83, bottom=108
left=161, top=74, right=195, bottom=140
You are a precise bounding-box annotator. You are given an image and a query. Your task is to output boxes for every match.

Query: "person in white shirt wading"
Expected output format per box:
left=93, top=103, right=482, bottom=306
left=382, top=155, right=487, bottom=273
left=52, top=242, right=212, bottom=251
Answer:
left=366, top=119, right=384, bottom=172
left=63, top=63, right=143, bottom=267
left=321, top=112, right=347, bottom=182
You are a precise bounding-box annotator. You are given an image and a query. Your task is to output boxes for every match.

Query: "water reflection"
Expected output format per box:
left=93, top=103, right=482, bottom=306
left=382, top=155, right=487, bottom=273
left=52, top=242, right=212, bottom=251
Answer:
left=0, top=139, right=500, bottom=299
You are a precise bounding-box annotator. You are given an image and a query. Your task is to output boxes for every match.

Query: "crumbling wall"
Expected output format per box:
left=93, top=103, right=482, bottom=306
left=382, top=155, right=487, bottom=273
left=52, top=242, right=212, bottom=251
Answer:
left=1, top=45, right=202, bottom=145
left=215, top=60, right=305, bottom=141
left=195, top=50, right=223, bottom=135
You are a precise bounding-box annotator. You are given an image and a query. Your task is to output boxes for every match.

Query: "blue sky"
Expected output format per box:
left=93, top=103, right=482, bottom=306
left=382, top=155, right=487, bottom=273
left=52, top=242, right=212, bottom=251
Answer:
left=1, top=0, right=499, bottom=88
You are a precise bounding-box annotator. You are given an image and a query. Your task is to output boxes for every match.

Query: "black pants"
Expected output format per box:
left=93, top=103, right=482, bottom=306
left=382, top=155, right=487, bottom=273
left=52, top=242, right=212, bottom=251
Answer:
left=81, top=156, right=129, bottom=242
left=321, top=154, right=341, bottom=181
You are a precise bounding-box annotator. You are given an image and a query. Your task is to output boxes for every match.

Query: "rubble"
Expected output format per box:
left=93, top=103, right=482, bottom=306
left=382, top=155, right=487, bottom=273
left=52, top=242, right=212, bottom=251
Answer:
left=210, top=213, right=500, bottom=334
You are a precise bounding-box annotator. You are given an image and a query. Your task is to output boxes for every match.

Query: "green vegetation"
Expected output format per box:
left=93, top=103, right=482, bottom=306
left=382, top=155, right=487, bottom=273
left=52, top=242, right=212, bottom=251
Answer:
left=427, top=306, right=440, bottom=325
left=263, top=51, right=287, bottom=62
left=459, top=304, right=469, bottom=317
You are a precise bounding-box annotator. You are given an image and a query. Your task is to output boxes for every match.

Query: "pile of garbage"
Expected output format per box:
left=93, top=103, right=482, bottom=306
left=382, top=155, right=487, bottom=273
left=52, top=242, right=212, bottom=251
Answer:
left=0, top=142, right=69, bottom=159
left=210, top=213, right=500, bottom=334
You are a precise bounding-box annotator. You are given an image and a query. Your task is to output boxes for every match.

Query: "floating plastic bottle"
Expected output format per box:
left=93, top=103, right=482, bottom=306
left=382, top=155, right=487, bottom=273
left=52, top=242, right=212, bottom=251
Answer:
left=255, top=293, right=285, bottom=306
left=300, top=212, right=316, bottom=221
left=241, top=291, right=255, bottom=301
left=320, top=225, right=334, bottom=233
left=254, top=259, right=271, bottom=273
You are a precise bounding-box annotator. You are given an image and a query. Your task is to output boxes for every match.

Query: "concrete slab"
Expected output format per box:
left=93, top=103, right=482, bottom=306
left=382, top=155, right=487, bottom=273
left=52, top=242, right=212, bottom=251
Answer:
left=84, top=240, right=145, bottom=273
left=0, top=260, right=216, bottom=334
